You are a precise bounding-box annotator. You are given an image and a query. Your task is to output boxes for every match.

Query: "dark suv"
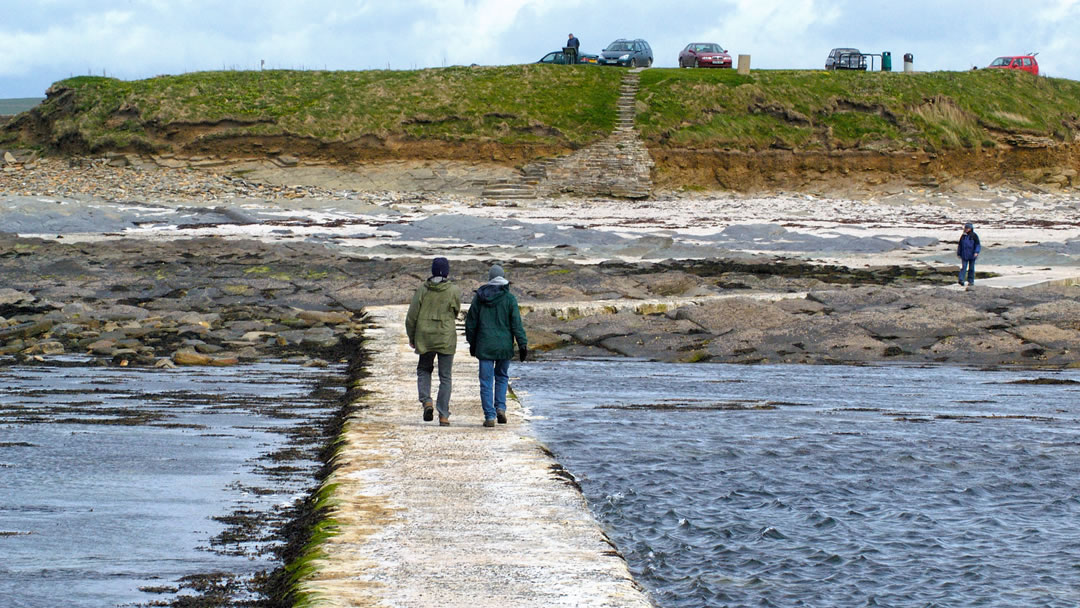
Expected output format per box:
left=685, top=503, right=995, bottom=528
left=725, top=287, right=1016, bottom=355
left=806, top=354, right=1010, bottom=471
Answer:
left=825, top=47, right=867, bottom=70
left=600, top=39, right=653, bottom=67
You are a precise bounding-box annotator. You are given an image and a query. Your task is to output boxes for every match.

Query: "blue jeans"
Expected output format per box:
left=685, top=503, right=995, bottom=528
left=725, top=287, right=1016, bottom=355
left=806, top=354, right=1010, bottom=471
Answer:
left=478, top=359, right=510, bottom=421
left=959, top=258, right=975, bottom=285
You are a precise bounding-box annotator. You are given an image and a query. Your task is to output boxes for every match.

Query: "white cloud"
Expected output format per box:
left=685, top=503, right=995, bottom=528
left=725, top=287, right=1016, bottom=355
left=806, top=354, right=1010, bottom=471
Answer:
left=2, top=0, right=1079, bottom=97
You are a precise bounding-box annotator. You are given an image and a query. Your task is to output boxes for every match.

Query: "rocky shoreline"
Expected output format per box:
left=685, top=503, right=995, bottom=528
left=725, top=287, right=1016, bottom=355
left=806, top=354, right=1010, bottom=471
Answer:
left=2, top=156, right=1079, bottom=370
left=2, top=232, right=1078, bottom=369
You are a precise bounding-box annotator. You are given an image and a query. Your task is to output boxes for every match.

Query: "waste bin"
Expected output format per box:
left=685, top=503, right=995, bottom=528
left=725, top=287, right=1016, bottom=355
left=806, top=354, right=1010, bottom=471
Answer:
left=882, top=51, right=892, bottom=72
left=903, top=53, right=914, bottom=73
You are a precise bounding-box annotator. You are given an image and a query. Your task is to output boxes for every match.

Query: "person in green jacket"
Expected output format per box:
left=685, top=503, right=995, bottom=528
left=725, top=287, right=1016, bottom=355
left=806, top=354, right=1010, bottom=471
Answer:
left=465, top=264, right=528, bottom=427
left=406, top=257, right=462, bottom=426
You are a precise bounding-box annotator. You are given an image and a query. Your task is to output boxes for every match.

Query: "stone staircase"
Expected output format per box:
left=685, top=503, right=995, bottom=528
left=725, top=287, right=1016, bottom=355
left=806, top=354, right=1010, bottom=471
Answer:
left=480, top=68, right=655, bottom=200
left=477, top=178, right=537, bottom=199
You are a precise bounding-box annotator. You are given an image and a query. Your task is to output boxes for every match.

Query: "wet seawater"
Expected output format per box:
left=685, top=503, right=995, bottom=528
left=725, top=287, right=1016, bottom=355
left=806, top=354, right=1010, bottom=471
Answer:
left=0, top=361, right=342, bottom=608
left=516, top=361, right=1080, bottom=608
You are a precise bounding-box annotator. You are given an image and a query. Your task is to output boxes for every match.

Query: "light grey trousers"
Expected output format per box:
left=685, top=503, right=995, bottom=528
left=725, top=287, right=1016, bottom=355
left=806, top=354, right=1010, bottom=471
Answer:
left=417, top=352, right=454, bottom=419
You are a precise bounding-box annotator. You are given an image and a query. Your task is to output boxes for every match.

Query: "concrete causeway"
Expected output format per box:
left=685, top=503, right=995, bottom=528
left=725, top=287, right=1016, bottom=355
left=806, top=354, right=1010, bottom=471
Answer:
left=297, top=304, right=653, bottom=608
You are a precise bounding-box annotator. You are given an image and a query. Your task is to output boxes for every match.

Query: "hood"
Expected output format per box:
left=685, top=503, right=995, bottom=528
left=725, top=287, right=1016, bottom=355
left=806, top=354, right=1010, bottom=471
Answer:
left=476, top=281, right=509, bottom=306
left=425, top=278, right=453, bottom=291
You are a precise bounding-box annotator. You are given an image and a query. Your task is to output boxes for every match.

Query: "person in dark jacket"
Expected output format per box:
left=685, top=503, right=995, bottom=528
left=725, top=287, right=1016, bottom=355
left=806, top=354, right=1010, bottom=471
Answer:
left=566, top=33, right=580, bottom=63
left=956, top=222, right=981, bottom=287
left=406, top=257, right=462, bottom=426
left=465, top=264, right=528, bottom=427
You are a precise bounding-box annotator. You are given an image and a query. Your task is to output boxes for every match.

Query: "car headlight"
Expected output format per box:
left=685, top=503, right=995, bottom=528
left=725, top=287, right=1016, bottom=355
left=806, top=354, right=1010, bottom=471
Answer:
left=619, top=54, right=629, bottom=60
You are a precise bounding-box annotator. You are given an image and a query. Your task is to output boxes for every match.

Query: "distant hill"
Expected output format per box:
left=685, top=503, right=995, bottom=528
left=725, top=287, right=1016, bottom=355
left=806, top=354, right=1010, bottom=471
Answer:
left=0, top=98, right=44, bottom=115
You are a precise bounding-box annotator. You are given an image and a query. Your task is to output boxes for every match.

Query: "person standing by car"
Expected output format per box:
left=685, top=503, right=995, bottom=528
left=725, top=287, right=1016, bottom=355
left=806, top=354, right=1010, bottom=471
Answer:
left=406, top=257, right=462, bottom=426
left=566, top=33, right=580, bottom=63
left=465, top=264, right=528, bottom=428
left=957, top=222, right=981, bottom=287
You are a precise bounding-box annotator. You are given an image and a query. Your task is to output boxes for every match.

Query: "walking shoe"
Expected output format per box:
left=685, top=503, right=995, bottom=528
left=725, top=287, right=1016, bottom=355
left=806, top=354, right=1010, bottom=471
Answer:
left=483, top=418, right=495, bottom=427
left=496, top=409, right=507, bottom=424
left=422, top=401, right=434, bottom=422
left=958, top=279, right=964, bottom=286
left=439, top=415, right=450, bottom=426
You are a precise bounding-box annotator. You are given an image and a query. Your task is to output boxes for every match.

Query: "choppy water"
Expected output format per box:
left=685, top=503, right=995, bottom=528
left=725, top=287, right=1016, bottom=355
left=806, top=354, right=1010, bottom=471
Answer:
left=516, top=361, right=1080, bottom=608
left=0, top=362, right=342, bottom=607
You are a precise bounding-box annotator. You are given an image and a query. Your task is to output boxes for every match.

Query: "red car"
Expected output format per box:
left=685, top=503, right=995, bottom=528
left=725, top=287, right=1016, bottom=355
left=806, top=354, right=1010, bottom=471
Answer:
left=987, top=55, right=1039, bottom=75
left=679, top=43, right=732, bottom=68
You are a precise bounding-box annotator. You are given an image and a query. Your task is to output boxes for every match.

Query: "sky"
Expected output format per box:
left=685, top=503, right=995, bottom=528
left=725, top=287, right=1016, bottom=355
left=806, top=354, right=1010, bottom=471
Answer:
left=2, top=0, right=1079, bottom=98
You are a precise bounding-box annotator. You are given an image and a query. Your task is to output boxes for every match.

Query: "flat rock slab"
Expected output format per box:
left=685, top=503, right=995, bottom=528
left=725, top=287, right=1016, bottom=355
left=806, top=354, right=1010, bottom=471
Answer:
left=300, top=305, right=651, bottom=607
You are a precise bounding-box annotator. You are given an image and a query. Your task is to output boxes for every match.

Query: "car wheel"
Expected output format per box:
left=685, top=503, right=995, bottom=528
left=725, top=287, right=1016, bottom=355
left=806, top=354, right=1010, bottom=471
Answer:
left=693, top=58, right=699, bottom=68
left=630, top=57, right=638, bottom=68
left=647, top=58, right=653, bottom=67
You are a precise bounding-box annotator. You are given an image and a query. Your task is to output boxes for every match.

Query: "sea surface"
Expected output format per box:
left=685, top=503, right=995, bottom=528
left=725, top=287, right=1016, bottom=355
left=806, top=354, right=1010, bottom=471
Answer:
left=515, top=360, right=1080, bottom=608
left=0, top=361, right=342, bottom=608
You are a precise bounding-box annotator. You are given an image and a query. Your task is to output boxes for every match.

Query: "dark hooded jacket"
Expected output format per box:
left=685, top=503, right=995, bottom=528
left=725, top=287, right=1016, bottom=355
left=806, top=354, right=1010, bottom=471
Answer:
left=957, top=230, right=981, bottom=261
left=465, top=280, right=527, bottom=361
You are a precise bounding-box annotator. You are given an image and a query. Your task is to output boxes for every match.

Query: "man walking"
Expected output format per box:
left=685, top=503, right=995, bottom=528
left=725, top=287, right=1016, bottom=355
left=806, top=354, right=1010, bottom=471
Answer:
left=465, top=264, right=528, bottom=427
left=957, top=222, right=981, bottom=287
left=406, top=257, right=462, bottom=426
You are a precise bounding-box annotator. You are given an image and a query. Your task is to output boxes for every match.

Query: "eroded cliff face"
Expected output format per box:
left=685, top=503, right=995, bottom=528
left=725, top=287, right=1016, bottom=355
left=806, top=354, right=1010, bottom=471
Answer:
left=650, top=145, right=1080, bottom=193
left=4, top=82, right=1079, bottom=195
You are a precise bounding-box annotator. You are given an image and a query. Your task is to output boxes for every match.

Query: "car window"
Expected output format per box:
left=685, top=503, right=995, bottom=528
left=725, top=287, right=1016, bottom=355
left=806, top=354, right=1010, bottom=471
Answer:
left=1023, top=58, right=1032, bottom=66
left=990, top=57, right=1008, bottom=66
left=540, top=52, right=557, bottom=63
left=608, top=42, right=631, bottom=51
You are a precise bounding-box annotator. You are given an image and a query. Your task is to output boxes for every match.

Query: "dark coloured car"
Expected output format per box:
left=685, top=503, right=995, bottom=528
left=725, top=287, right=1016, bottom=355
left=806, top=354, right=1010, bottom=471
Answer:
left=537, top=50, right=599, bottom=65
left=599, top=39, right=653, bottom=67
left=825, top=47, right=866, bottom=70
left=678, top=42, right=732, bottom=68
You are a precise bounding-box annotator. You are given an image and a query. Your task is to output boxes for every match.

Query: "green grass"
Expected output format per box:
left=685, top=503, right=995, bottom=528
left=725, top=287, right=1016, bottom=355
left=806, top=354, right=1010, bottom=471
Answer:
left=28, top=65, right=622, bottom=151
left=637, top=68, right=1080, bottom=151
left=9, top=66, right=1080, bottom=155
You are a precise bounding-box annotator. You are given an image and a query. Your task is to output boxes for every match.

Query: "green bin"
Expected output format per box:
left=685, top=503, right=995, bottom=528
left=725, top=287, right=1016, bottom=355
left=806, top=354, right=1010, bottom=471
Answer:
left=882, top=51, right=892, bottom=72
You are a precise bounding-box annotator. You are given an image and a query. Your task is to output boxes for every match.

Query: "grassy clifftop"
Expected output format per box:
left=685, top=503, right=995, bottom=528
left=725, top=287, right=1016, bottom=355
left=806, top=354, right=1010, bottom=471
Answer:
left=637, top=68, right=1080, bottom=152
left=4, top=66, right=1080, bottom=185
left=3, top=65, right=622, bottom=156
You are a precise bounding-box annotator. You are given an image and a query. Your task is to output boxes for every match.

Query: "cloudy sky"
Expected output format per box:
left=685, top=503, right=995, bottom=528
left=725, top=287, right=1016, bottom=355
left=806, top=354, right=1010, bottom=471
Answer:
left=2, top=0, right=1078, bottom=98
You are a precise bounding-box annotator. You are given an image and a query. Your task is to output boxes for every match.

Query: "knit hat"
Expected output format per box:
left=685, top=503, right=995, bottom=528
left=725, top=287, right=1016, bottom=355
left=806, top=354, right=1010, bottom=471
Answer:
left=964, top=222, right=973, bottom=230
left=431, top=257, right=450, bottom=278
left=488, top=264, right=505, bottom=280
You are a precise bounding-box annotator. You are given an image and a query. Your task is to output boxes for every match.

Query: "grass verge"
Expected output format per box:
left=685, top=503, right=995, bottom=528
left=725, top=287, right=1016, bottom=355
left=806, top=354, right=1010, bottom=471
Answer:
left=7, top=66, right=622, bottom=152
left=636, top=68, right=1080, bottom=151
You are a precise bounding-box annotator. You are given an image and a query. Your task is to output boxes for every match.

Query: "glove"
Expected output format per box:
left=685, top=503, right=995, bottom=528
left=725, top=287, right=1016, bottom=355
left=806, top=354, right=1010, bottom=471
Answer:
left=519, top=347, right=528, bottom=362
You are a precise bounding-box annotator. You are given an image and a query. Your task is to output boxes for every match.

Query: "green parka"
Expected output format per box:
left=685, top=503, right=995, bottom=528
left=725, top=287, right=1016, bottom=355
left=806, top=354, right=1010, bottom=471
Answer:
left=465, top=281, right=527, bottom=360
left=406, top=279, right=462, bottom=355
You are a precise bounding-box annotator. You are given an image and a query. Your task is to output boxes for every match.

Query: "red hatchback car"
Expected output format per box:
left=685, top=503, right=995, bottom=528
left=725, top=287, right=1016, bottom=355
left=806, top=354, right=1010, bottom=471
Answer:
left=987, top=55, right=1039, bottom=75
left=679, top=43, right=732, bottom=68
